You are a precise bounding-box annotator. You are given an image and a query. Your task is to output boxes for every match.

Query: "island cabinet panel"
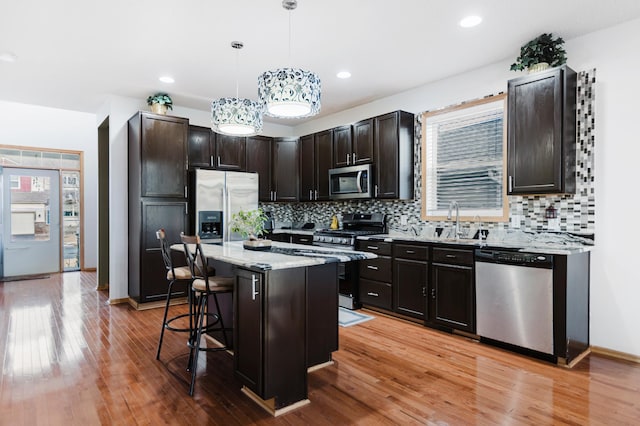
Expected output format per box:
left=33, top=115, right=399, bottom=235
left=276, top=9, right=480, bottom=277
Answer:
left=234, top=267, right=308, bottom=408
left=393, top=243, right=428, bottom=320
left=306, top=263, right=339, bottom=367
left=507, top=65, right=577, bottom=194
left=128, top=111, right=189, bottom=304
left=245, top=135, right=273, bottom=202
left=428, top=247, right=475, bottom=333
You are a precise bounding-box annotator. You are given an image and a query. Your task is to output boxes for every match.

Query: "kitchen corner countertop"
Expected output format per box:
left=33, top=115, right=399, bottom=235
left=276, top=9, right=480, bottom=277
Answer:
left=358, top=232, right=594, bottom=255
left=172, top=241, right=376, bottom=271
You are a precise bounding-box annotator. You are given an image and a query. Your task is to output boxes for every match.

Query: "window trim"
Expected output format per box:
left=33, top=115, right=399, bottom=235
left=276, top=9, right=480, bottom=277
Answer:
left=420, top=93, right=509, bottom=222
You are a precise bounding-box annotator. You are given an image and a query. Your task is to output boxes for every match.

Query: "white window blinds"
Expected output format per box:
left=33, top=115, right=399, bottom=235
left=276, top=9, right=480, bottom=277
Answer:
left=423, top=95, right=507, bottom=220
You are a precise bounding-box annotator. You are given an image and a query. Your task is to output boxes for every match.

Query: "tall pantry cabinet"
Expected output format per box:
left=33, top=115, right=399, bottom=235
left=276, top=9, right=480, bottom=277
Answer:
left=128, top=112, right=190, bottom=304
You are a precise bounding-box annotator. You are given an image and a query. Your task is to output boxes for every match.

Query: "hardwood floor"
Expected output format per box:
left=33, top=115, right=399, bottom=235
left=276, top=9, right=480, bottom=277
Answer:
left=1, top=272, right=639, bottom=425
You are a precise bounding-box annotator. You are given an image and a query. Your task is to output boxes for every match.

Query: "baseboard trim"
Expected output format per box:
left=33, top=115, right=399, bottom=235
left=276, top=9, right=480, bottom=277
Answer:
left=126, top=297, right=188, bottom=311
left=108, top=297, right=129, bottom=305
left=83, top=267, right=97, bottom=272
left=591, top=346, right=640, bottom=364
left=240, top=386, right=310, bottom=417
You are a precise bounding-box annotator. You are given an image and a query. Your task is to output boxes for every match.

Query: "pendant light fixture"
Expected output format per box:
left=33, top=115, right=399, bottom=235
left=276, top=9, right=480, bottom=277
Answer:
left=211, top=41, right=263, bottom=136
left=258, top=0, right=321, bottom=118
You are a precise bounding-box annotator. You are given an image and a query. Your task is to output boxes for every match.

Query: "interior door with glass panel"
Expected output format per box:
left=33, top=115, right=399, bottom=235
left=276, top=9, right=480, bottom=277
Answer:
left=2, top=168, right=60, bottom=277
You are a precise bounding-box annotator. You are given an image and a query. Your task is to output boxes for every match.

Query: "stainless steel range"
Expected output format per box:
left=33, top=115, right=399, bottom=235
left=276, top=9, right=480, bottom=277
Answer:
left=313, top=213, right=386, bottom=309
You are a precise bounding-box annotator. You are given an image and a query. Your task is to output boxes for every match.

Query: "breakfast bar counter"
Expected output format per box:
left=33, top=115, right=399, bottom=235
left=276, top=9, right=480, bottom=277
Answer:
left=172, top=241, right=375, bottom=416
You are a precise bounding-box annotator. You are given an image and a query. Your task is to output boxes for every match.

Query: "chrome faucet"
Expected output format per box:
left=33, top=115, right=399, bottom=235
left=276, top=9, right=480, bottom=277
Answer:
left=447, top=201, right=461, bottom=239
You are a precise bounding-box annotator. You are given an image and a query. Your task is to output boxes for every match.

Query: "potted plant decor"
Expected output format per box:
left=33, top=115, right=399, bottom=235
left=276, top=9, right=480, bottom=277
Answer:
left=230, top=208, right=272, bottom=250
left=147, top=92, right=173, bottom=114
left=510, top=33, right=567, bottom=73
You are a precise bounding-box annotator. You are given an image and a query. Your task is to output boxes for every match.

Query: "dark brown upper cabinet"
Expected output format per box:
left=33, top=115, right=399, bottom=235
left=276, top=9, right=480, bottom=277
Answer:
left=332, top=125, right=353, bottom=167
left=272, top=137, right=299, bottom=202
left=333, top=120, right=373, bottom=167
left=300, top=131, right=332, bottom=201
left=373, top=111, right=415, bottom=199
left=245, top=135, right=273, bottom=202
left=187, top=125, right=246, bottom=171
left=507, top=65, right=577, bottom=195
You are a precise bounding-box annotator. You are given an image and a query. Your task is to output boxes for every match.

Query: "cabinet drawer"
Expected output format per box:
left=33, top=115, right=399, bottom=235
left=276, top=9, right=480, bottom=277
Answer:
left=359, top=257, right=392, bottom=282
left=432, top=247, right=474, bottom=266
left=359, top=278, right=392, bottom=310
left=393, top=243, right=429, bottom=261
left=356, top=240, right=392, bottom=256
left=291, top=234, right=313, bottom=245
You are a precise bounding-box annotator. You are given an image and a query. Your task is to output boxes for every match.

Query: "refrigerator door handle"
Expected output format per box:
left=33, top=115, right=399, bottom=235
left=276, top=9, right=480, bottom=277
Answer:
left=222, top=186, right=228, bottom=242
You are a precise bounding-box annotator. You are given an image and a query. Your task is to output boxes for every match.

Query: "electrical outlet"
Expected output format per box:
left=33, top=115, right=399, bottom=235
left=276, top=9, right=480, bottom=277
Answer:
left=400, top=215, right=408, bottom=226
left=510, top=215, right=521, bottom=228
left=548, top=217, right=560, bottom=231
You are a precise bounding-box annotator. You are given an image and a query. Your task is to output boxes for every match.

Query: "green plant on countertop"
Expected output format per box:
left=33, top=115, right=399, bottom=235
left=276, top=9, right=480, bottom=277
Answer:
left=146, top=92, right=173, bottom=110
left=510, top=33, right=567, bottom=71
left=230, top=208, right=268, bottom=240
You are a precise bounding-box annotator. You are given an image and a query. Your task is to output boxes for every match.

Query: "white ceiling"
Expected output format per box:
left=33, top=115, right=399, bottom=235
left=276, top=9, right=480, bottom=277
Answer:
left=2, top=0, right=640, bottom=126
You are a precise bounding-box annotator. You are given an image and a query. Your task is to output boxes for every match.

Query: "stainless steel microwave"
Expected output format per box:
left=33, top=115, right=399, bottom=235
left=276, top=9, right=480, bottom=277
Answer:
left=328, top=164, right=373, bottom=200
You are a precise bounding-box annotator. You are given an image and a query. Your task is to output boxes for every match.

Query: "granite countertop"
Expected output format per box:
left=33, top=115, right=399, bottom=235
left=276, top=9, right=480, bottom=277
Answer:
left=172, top=241, right=376, bottom=271
left=271, top=228, right=315, bottom=236
left=359, top=231, right=594, bottom=255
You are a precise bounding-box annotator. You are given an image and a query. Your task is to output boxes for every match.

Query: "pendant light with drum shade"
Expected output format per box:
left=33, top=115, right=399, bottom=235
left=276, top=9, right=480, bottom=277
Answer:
left=258, top=0, right=321, bottom=118
left=211, top=41, right=263, bottom=136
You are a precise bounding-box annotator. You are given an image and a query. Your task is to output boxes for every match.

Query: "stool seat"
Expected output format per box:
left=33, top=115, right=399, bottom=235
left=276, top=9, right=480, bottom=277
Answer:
left=192, top=276, right=234, bottom=293
left=167, top=265, right=192, bottom=281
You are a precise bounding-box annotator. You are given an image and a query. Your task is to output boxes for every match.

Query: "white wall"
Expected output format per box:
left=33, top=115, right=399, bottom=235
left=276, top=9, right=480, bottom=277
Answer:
left=0, top=100, right=98, bottom=269
left=291, top=18, right=640, bottom=357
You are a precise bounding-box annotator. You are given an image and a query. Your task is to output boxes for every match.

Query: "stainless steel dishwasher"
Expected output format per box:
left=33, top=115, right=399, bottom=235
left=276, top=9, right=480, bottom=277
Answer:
left=475, top=249, right=554, bottom=355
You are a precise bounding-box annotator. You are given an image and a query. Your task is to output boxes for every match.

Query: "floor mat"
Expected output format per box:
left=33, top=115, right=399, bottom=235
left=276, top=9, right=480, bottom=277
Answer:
left=339, top=307, right=374, bottom=327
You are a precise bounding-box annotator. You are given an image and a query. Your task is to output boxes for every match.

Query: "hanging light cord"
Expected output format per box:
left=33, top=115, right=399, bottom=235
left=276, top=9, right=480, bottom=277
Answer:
left=288, top=8, right=292, bottom=66
left=235, top=47, right=239, bottom=98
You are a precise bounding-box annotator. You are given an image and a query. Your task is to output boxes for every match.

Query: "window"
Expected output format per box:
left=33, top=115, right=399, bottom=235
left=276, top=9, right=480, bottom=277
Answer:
left=421, top=94, right=508, bottom=221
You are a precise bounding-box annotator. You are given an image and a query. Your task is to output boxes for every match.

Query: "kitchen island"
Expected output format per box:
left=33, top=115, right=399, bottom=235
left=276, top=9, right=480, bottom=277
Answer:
left=172, top=241, right=376, bottom=416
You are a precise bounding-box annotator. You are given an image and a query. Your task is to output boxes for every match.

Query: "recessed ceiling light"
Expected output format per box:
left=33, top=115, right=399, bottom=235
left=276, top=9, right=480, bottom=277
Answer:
left=337, top=71, right=351, bottom=79
left=0, top=52, right=18, bottom=63
left=459, top=15, right=482, bottom=28
left=159, top=75, right=175, bottom=83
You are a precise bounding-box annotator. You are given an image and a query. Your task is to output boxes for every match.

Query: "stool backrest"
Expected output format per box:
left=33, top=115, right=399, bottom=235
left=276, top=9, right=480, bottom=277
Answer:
left=180, top=233, right=210, bottom=281
left=156, top=229, right=175, bottom=277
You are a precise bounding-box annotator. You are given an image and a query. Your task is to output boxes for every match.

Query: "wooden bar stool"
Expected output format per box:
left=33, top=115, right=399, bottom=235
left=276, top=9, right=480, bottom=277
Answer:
left=155, top=229, right=194, bottom=361
left=181, top=233, right=234, bottom=396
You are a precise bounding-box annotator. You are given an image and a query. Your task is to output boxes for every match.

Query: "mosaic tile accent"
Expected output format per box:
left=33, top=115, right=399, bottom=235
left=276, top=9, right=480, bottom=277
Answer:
left=261, top=69, right=596, bottom=237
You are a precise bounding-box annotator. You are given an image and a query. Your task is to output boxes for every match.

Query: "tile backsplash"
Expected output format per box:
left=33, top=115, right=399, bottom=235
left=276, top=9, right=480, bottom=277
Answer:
left=261, top=69, right=596, bottom=237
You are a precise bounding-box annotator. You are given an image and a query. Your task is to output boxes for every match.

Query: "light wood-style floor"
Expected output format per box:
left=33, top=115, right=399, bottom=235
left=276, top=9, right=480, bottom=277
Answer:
left=1, top=272, right=638, bottom=425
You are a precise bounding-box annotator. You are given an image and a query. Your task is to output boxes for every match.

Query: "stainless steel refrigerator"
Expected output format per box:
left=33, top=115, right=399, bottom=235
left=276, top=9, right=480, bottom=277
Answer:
left=194, top=169, right=259, bottom=243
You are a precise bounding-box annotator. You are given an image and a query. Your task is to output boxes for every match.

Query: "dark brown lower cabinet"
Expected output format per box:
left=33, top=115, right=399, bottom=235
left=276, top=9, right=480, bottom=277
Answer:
left=234, top=263, right=338, bottom=410
left=393, top=243, right=428, bottom=320
left=429, top=247, right=475, bottom=333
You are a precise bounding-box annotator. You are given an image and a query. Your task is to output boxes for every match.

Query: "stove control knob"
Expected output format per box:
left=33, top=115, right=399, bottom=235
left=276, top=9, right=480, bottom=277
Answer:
left=340, top=238, right=349, bottom=245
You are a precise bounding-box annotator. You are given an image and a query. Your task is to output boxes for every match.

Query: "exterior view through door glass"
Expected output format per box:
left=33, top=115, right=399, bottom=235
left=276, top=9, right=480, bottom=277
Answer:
left=62, top=171, right=80, bottom=271
left=2, top=168, right=60, bottom=277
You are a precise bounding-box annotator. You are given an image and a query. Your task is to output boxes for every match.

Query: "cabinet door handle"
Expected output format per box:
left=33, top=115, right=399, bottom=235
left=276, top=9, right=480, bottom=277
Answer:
left=314, top=189, right=318, bottom=200
left=309, top=189, right=313, bottom=200
left=405, top=250, right=415, bottom=254
left=217, top=155, right=221, bottom=167
left=353, top=152, right=357, bottom=163
left=184, top=186, right=188, bottom=198
left=431, top=288, right=436, bottom=299
left=184, top=202, right=188, bottom=215
left=445, top=254, right=457, bottom=259
left=366, top=246, right=379, bottom=250
left=367, top=292, right=379, bottom=297
left=374, top=184, right=379, bottom=197
left=210, top=155, right=214, bottom=167
left=508, top=175, right=513, bottom=193
left=299, top=238, right=309, bottom=242
left=422, top=287, right=426, bottom=297
left=251, top=275, right=259, bottom=301
left=366, top=265, right=379, bottom=270
left=346, top=153, right=350, bottom=165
